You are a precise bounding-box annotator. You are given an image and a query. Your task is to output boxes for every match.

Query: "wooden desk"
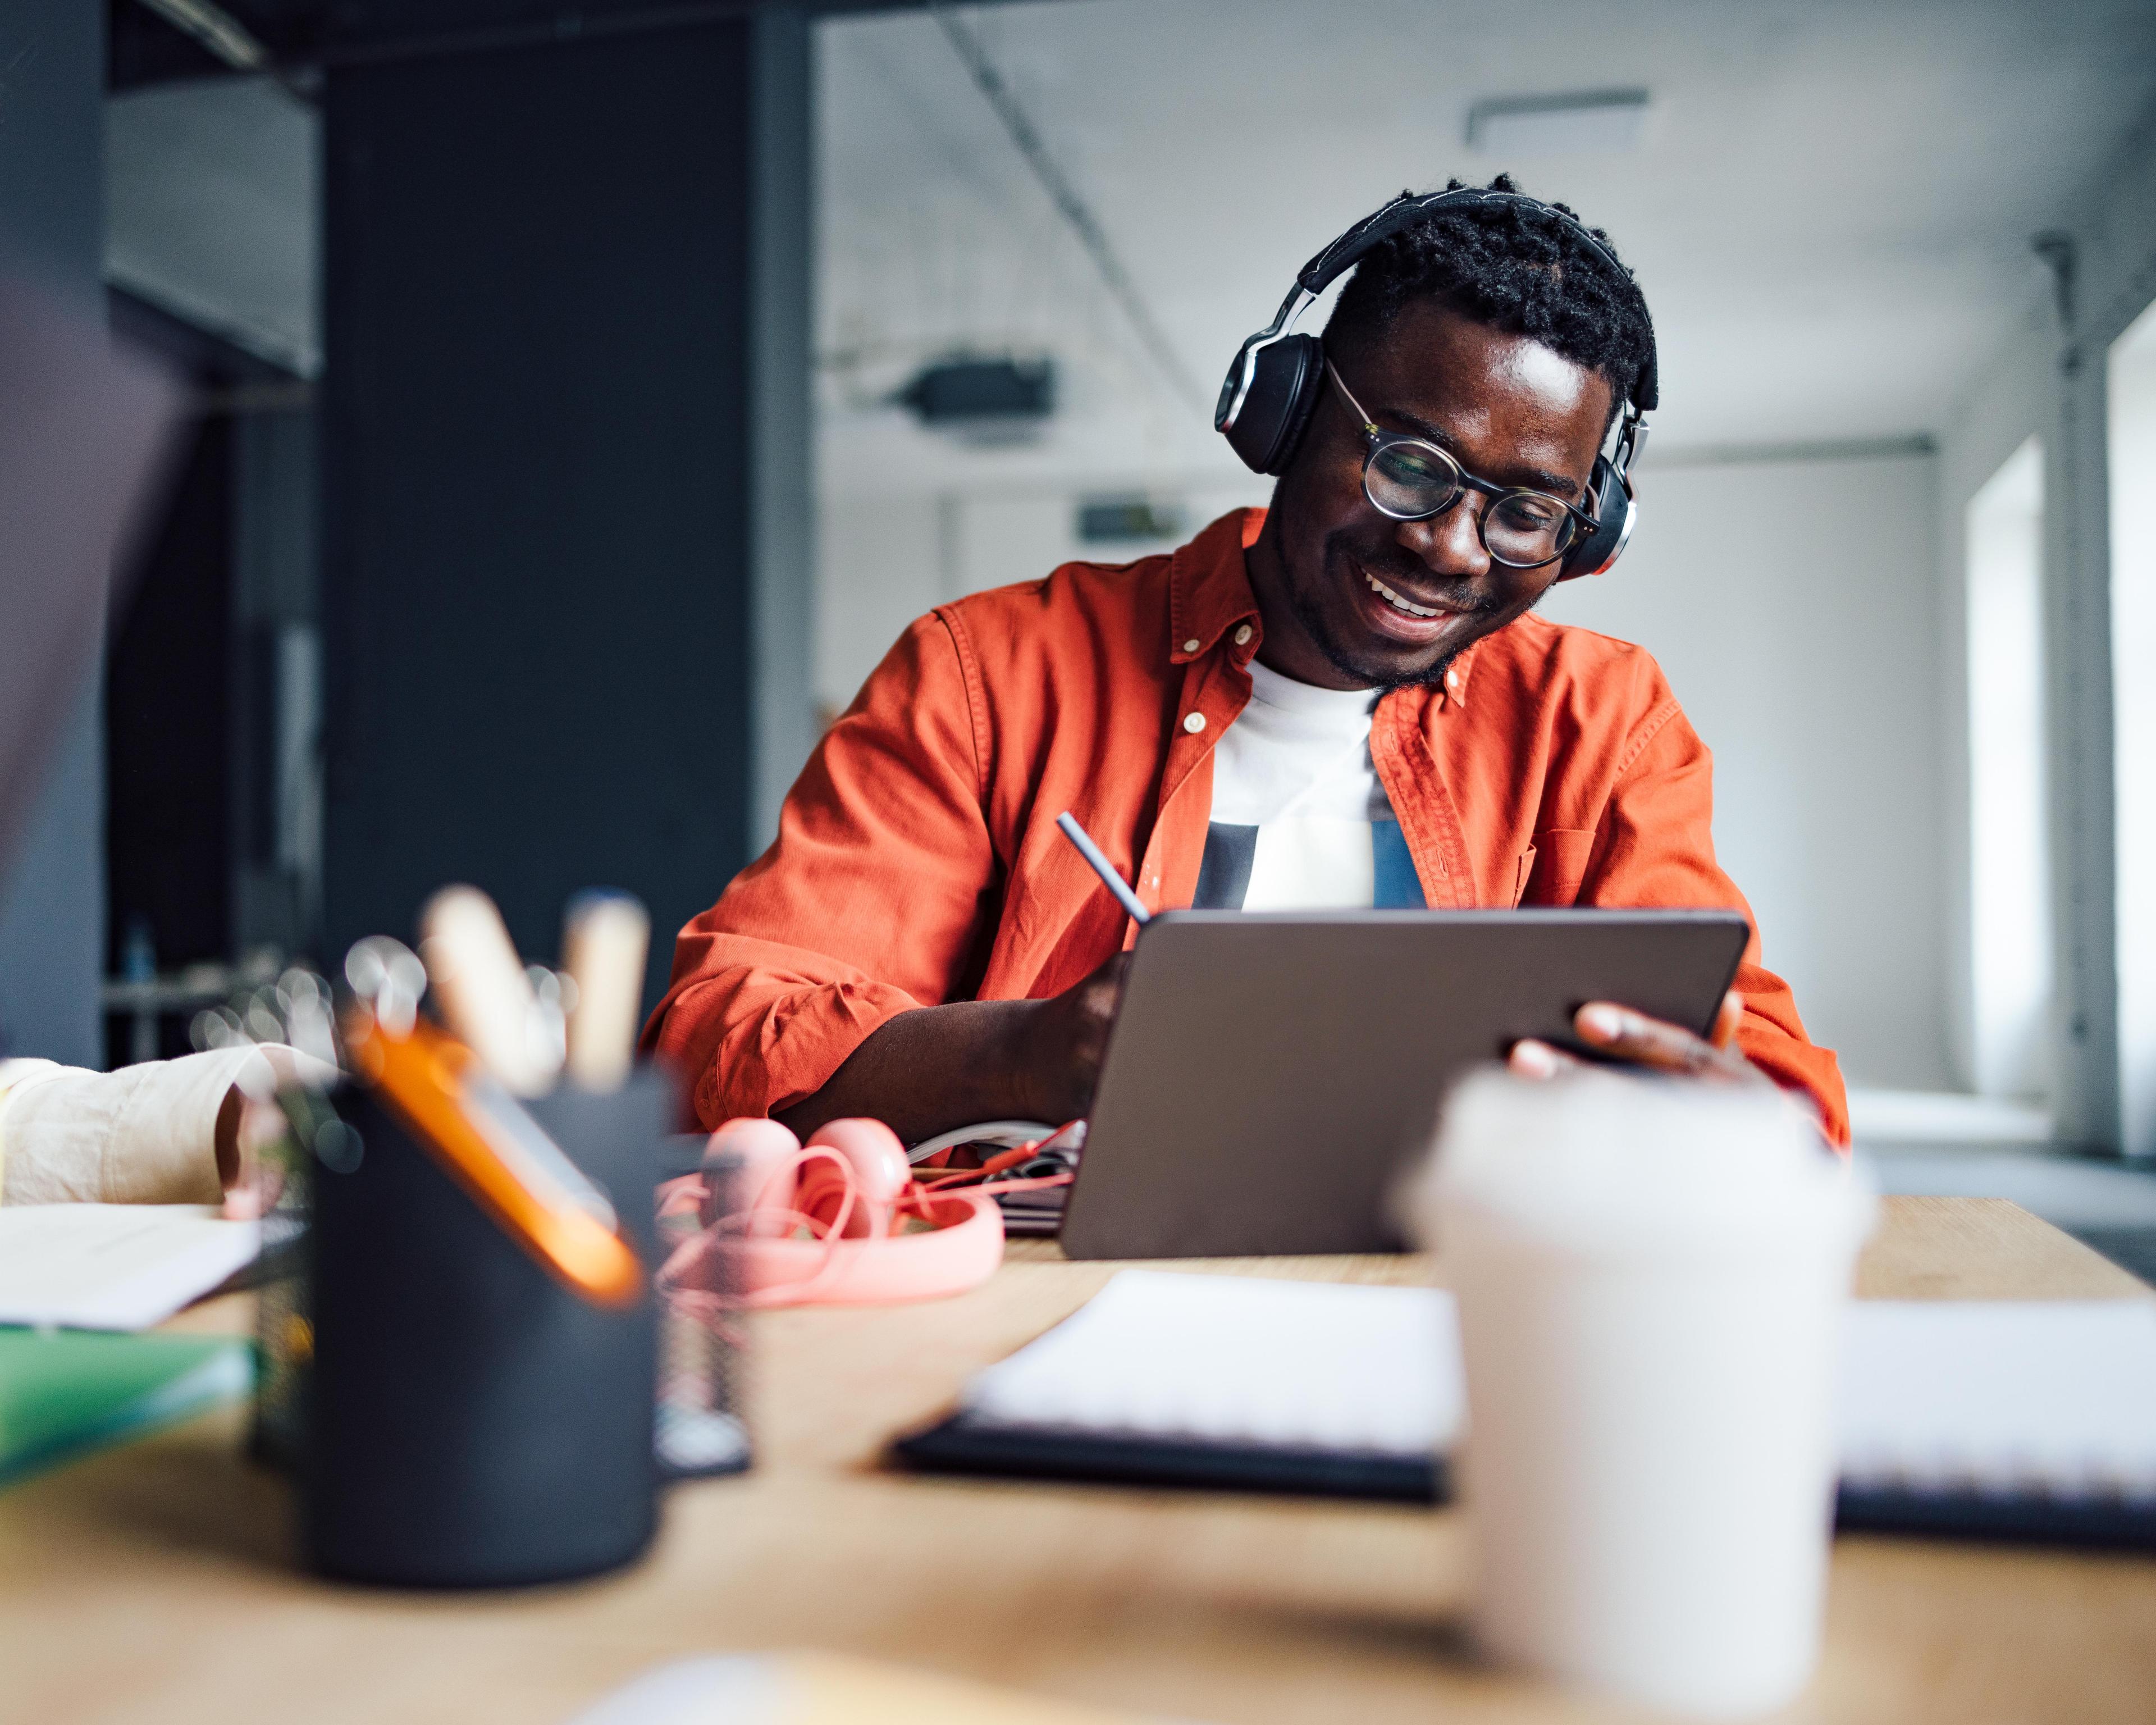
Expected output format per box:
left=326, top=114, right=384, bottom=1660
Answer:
left=2, top=1197, right=2150, bottom=1725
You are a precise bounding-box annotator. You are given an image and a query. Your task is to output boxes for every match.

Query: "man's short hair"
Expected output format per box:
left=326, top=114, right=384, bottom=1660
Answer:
left=1323, top=173, right=1652, bottom=426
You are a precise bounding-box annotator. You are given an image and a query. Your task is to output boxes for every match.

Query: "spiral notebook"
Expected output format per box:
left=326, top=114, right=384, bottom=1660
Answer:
left=894, top=1271, right=2156, bottom=1549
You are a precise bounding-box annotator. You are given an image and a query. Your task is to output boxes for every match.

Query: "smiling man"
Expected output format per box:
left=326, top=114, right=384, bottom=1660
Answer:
left=646, top=177, right=1848, bottom=1147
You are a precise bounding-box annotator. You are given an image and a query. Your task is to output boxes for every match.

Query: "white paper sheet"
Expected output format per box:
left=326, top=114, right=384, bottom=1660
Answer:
left=958, top=1270, right=2156, bottom=1495
left=0, top=1203, right=259, bottom=1330
left=1838, top=1300, right=2156, bottom=1495
left=962, top=1270, right=1463, bottom=1457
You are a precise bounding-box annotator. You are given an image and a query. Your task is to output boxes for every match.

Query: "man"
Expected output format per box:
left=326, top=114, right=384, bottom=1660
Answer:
left=647, top=177, right=1848, bottom=1147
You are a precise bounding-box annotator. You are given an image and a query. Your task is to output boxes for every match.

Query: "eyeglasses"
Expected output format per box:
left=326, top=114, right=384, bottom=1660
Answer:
left=1326, top=362, right=1600, bottom=570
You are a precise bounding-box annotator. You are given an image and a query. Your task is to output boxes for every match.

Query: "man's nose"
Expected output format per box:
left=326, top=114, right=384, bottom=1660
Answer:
left=1394, top=497, right=1490, bottom=580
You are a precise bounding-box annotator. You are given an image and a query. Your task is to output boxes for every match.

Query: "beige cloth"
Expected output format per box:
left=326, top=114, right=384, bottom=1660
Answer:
left=0, top=1048, right=271, bottom=1205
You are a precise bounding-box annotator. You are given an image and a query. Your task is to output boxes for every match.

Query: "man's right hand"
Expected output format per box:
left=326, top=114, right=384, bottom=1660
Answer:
left=773, top=948, right=1131, bottom=1145
left=1010, top=950, right=1128, bottom=1126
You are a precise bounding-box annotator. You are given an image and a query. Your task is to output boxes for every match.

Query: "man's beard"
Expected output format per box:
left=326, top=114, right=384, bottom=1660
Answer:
left=1286, top=531, right=1501, bottom=692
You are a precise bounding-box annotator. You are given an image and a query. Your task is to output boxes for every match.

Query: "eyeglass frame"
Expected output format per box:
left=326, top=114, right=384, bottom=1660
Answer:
left=1323, top=359, right=1602, bottom=570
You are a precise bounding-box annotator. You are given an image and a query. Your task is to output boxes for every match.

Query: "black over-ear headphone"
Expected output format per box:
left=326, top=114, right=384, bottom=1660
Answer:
left=1214, top=188, right=1659, bottom=581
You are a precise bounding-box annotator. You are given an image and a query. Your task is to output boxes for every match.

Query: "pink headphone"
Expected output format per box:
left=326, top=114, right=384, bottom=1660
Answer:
left=659, top=1116, right=1006, bottom=1308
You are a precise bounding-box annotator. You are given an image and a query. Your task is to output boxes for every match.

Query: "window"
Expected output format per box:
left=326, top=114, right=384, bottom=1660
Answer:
left=1965, top=437, right=2051, bottom=1101
left=2109, top=302, right=2156, bottom=1156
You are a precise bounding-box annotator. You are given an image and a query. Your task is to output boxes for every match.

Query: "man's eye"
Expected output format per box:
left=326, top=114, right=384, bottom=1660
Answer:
left=1374, top=445, right=1448, bottom=489
left=1495, top=495, right=1566, bottom=531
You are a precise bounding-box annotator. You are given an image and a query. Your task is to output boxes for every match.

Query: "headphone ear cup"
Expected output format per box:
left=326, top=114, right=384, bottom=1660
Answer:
left=704, top=1117, right=802, bottom=1226
left=803, top=1118, right=910, bottom=1239
left=1220, top=333, right=1324, bottom=476
left=1557, top=455, right=1636, bottom=581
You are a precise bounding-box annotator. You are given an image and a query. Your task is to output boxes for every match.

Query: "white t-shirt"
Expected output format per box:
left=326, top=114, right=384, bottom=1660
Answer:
left=1196, top=660, right=1426, bottom=910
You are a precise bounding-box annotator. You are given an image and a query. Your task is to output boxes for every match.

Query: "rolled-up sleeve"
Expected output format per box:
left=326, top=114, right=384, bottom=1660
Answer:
left=643, top=610, right=1001, bottom=1127
left=0, top=1049, right=255, bottom=1204
left=1583, top=699, right=1852, bottom=1148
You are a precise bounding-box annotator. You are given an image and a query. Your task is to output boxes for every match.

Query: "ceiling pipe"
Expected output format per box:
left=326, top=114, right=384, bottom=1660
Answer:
left=930, top=1, right=1208, bottom=418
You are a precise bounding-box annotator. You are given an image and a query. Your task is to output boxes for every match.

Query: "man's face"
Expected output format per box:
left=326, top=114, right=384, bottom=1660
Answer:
left=1248, top=300, right=1618, bottom=691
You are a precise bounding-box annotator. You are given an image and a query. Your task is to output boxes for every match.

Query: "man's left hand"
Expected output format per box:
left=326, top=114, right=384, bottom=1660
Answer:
left=1508, top=989, right=1765, bottom=1087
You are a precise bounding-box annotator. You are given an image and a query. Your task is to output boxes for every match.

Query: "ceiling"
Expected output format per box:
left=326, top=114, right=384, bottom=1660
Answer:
left=98, top=1, right=2156, bottom=501
left=817, top=0, right=2156, bottom=501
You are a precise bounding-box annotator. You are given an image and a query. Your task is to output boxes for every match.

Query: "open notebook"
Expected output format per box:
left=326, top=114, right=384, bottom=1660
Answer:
left=894, top=1270, right=2156, bottom=1549
left=0, top=1206, right=260, bottom=1330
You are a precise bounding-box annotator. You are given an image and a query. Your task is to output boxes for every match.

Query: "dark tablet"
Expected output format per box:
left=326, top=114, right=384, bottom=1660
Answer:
left=1058, top=909, right=1750, bottom=1259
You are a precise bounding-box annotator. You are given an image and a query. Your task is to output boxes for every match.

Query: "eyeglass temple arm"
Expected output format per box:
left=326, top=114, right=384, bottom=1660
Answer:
left=1323, top=360, right=1380, bottom=435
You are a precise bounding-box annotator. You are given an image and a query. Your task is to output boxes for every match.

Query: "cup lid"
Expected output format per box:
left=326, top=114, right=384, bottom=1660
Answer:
left=1413, top=1067, right=1874, bottom=1263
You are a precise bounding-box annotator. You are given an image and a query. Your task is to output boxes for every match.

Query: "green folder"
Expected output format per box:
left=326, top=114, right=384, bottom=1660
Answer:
left=0, top=1327, right=254, bottom=1489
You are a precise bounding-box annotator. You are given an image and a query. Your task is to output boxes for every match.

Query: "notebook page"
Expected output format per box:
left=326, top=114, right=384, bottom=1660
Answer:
left=960, top=1270, right=1461, bottom=1456
left=1838, top=1300, right=2156, bottom=1498
left=0, top=1204, right=260, bottom=1330
left=957, top=1272, right=2156, bottom=1496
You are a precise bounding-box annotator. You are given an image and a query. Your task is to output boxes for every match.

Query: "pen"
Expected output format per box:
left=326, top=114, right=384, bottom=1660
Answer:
left=1055, top=811, right=1152, bottom=927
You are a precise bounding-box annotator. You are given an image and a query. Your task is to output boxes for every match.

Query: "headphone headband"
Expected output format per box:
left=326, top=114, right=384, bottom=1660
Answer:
left=1281, top=187, right=1657, bottom=414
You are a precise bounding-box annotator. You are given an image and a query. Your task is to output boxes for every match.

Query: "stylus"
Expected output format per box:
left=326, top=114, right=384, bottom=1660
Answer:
left=1056, top=811, right=1152, bottom=927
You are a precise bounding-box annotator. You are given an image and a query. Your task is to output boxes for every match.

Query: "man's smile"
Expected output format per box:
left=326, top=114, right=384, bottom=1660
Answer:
left=1340, top=551, right=1491, bottom=654
left=1364, top=569, right=1445, bottom=618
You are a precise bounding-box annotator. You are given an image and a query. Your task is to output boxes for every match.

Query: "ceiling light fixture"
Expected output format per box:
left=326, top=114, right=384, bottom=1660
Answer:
left=898, top=355, right=1057, bottom=446
left=1466, top=89, right=1652, bottom=158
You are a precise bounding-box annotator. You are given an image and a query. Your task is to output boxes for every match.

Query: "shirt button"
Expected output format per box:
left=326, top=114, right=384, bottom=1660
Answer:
left=1182, top=638, right=1201, bottom=654
left=1182, top=711, right=1207, bottom=734
left=1446, top=670, right=1460, bottom=689
left=1234, top=623, right=1253, bottom=647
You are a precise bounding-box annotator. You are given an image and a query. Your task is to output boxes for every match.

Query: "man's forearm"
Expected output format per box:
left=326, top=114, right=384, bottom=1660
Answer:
left=772, top=998, right=1043, bottom=1145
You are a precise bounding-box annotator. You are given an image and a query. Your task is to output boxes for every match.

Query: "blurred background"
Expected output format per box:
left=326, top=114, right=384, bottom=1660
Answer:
left=4, top=1, right=2155, bottom=1194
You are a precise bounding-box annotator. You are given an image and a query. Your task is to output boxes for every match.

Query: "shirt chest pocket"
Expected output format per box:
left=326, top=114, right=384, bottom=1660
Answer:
left=1511, top=828, right=1598, bottom=907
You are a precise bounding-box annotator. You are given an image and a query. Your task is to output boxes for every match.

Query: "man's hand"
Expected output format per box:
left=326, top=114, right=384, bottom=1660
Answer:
left=1010, top=950, right=1128, bottom=1125
left=774, top=949, right=1130, bottom=1144
left=1508, top=989, right=1765, bottom=1087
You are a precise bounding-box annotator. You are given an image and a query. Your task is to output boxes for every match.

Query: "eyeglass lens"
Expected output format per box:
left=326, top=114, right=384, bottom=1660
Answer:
left=1364, top=440, right=1579, bottom=568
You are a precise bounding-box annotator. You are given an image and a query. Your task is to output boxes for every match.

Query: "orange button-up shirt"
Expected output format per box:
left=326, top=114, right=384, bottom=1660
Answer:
left=648, top=509, right=1848, bottom=1144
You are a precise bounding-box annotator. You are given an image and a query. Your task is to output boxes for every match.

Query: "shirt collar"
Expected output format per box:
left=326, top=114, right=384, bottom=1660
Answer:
left=1435, top=640, right=1478, bottom=710
left=1168, top=508, right=1265, bottom=666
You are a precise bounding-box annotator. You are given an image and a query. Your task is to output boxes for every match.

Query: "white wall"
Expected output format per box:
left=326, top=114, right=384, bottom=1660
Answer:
left=1542, top=453, right=1948, bottom=1090
left=817, top=495, right=940, bottom=717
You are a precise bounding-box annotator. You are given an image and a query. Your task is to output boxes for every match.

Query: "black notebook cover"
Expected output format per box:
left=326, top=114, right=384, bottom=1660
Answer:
left=893, top=1414, right=2156, bottom=1551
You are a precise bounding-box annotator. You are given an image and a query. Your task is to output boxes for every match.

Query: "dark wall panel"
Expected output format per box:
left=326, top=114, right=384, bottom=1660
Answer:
left=322, top=24, right=756, bottom=993
left=105, top=417, right=235, bottom=977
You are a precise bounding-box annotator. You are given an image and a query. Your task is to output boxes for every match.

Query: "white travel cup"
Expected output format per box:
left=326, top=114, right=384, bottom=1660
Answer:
left=1415, top=1068, right=1874, bottom=1719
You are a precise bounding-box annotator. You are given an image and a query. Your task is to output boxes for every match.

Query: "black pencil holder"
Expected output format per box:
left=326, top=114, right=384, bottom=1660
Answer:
left=297, top=1069, right=672, bottom=1588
